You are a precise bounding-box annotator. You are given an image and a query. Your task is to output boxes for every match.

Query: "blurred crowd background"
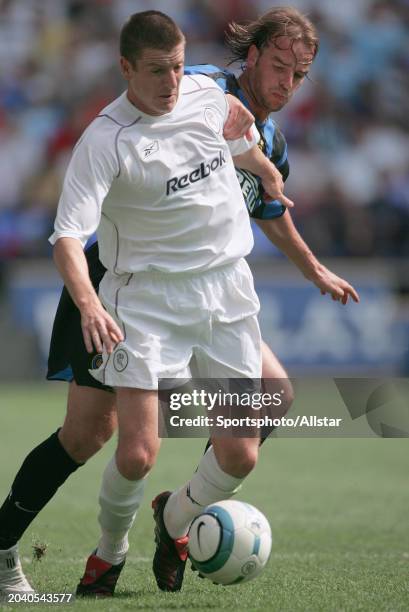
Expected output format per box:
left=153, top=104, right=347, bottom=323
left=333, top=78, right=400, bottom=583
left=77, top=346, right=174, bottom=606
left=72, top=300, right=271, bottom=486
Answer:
left=1, top=0, right=408, bottom=378
left=0, top=0, right=408, bottom=260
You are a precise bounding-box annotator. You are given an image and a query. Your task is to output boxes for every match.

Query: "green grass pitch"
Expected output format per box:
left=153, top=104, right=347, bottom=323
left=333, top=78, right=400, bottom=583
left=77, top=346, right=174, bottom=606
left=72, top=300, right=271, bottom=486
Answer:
left=0, top=384, right=408, bottom=611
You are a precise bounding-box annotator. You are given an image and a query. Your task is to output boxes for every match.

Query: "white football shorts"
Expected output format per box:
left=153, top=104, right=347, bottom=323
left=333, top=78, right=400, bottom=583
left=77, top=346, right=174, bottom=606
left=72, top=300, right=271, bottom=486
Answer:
left=90, top=258, right=261, bottom=389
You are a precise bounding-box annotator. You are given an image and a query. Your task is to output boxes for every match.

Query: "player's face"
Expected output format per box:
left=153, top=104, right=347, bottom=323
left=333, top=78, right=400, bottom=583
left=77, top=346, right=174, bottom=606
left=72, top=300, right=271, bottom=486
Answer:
left=120, top=42, right=185, bottom=116
left=244, top=37, right=314, bottom=116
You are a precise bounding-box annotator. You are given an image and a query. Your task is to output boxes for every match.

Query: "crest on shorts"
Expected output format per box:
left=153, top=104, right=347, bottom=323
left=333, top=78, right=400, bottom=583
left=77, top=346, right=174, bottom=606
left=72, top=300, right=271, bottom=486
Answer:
left=113, top=349, right=128, bottom=372
left=91, top=353, right=103, bottom=369
left=204, top=107, right=222, bottom=134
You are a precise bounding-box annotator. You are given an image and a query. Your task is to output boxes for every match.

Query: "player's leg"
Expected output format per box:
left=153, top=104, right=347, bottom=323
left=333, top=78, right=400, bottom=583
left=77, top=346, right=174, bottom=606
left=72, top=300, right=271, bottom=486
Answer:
left=152, top=433, right=261, bottom=592
left=151, top=260, right=263, bottom=591
left=0, top=382, right=116, bottom=595
left=0, top=384, right=116, bottom=540
left=98, top=388, right=159, bottom=560
left=261, top=339, right=288, bottom=378
left=160, top=343, right=263, bottom=541
left=156, top=345, right=286, bottom=591
left=76, top=388, right=160, bottom=597
left=169, top=344, right=291, bottom=538
left=259, top=340, right=294, bottom=441
left=202, top=340, right=294, bottom=452
left=163, top=436, right=260, bottom=537
left=59, top=382, right=117, bottom=462
left=0, top=241, right=119, bottom=594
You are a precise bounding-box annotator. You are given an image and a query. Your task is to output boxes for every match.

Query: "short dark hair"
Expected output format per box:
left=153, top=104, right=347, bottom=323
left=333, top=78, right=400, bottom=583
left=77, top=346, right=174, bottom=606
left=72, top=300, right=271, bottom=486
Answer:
left=225, top=6, right=319, bottom=64
left=120, top=10, right=185, bottom=65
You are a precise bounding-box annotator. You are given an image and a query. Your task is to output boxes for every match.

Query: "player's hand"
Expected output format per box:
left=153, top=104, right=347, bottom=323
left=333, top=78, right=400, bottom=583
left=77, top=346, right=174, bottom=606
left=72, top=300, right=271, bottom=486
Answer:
left=259, top=162, right=294, bottom=209
left=80, top=298, right=124, bottom=354
left=224, top=94, right=255, bottom=141
left=309, top=265, right=360, bottom=305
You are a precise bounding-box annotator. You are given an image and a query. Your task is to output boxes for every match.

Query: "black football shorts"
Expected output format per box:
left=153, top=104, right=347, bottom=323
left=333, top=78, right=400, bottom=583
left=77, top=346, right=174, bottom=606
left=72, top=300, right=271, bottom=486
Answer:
left=46, top=242, right=113, bottom=392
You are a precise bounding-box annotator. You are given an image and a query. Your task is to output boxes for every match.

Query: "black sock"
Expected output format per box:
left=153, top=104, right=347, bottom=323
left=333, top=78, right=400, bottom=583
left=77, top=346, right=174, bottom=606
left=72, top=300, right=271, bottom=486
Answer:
left=0, top=429, right=82, bottom=550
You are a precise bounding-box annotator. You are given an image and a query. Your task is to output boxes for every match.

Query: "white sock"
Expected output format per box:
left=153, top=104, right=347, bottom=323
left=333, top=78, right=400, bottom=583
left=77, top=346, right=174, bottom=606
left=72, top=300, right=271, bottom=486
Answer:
left=0, top=544, right=19, bottom=566
left=164, top=446, right=243, bottom=539
left=96, top=456, right=146, bottom=565
left=0, top=545, right=33, bottom=592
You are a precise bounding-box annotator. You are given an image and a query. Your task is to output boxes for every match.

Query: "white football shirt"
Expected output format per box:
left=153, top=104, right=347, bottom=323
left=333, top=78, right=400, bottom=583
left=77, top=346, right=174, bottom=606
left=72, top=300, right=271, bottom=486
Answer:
left=50, top=74, right=259, bottom=274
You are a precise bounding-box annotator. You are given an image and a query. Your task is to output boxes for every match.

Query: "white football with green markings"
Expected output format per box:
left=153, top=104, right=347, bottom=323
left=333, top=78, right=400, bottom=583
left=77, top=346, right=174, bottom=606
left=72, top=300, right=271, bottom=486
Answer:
left=188, top=500, right=272, bottom=586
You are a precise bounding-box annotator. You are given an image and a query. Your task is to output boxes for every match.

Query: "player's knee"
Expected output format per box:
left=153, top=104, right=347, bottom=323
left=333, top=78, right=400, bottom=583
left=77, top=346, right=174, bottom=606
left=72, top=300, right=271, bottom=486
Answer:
left=94, top=418, right=116, bottom=447
left=262, top=377, right=294, bottom=418
left=61, top=438, right=101, bottom=463
left=237, top=447, right=259, bottom=476
left=116, top=446, right=157, bottom=480
left=218, top=445, right=259, bottom=478
left=58, top=431, right=94, bottom=463
left=59, top=425, right=113, bottom=463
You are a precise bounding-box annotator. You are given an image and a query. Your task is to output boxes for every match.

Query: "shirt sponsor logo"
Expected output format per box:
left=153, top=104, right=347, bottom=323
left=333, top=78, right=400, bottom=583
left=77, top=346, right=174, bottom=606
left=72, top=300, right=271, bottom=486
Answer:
left=166, top=150, right=227, bottom=195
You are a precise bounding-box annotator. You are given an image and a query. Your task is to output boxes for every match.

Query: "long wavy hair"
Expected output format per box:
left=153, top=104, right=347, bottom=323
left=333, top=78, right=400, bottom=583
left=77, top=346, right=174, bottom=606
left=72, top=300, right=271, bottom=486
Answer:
left=225, top=6, right=319, bottom=65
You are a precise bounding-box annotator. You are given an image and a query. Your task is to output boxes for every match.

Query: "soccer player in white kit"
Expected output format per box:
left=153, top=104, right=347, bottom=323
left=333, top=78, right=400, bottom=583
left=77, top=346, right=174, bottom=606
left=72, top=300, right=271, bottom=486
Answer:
left=49, top=11, right=291, bottom=594
left=0, top=8, right=360, bottom=597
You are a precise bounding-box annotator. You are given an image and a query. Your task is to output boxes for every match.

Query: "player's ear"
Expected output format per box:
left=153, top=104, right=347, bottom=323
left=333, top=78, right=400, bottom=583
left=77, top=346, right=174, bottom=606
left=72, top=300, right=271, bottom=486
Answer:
left=246, top=45, right=259, bottom=69
left=120, top=56, right=133, bottom=80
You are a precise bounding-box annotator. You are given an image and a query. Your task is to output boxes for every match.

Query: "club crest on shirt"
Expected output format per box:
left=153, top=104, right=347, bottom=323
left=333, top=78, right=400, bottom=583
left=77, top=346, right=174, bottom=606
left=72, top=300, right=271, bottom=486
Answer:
left=142, top=140, right=159, bottom=159
left=204, top=107, right=222, bottom=134
left=113, top=349, right=128, bottom=372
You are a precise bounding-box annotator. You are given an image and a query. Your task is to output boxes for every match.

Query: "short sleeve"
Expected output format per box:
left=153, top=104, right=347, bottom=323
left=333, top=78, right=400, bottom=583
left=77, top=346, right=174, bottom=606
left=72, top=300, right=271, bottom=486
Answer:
left=49, top=130, right=117, bottom=247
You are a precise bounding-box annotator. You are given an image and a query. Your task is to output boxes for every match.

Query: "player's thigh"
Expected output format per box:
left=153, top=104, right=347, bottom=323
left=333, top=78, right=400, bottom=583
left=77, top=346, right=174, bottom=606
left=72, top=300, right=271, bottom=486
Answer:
left=261, top=340, right=287, bottom=378
left=261, top=341, right=294, bottom=411
left=211, top=436, right=260, bottom=478
left=115, top=387, right=161, bottom=479
left=59, top=381, right=117, bottom=462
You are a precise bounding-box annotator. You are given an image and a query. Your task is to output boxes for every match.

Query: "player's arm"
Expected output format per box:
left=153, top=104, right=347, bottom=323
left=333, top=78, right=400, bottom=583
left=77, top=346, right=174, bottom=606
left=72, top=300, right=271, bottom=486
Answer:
left=224, top=94, right=254, bottom=141
left=233, top=143, right=294, bottom=209
left=256, top=211, right=360, bottom=305
left=53, top=238, right=123, bottom=352
left=50, top=130, right=123, bottom=352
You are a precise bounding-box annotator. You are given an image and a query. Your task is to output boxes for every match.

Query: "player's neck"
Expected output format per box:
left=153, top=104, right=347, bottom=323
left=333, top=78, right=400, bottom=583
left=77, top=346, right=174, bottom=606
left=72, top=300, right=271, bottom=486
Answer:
left=238, top=73, right=268, bottom=123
